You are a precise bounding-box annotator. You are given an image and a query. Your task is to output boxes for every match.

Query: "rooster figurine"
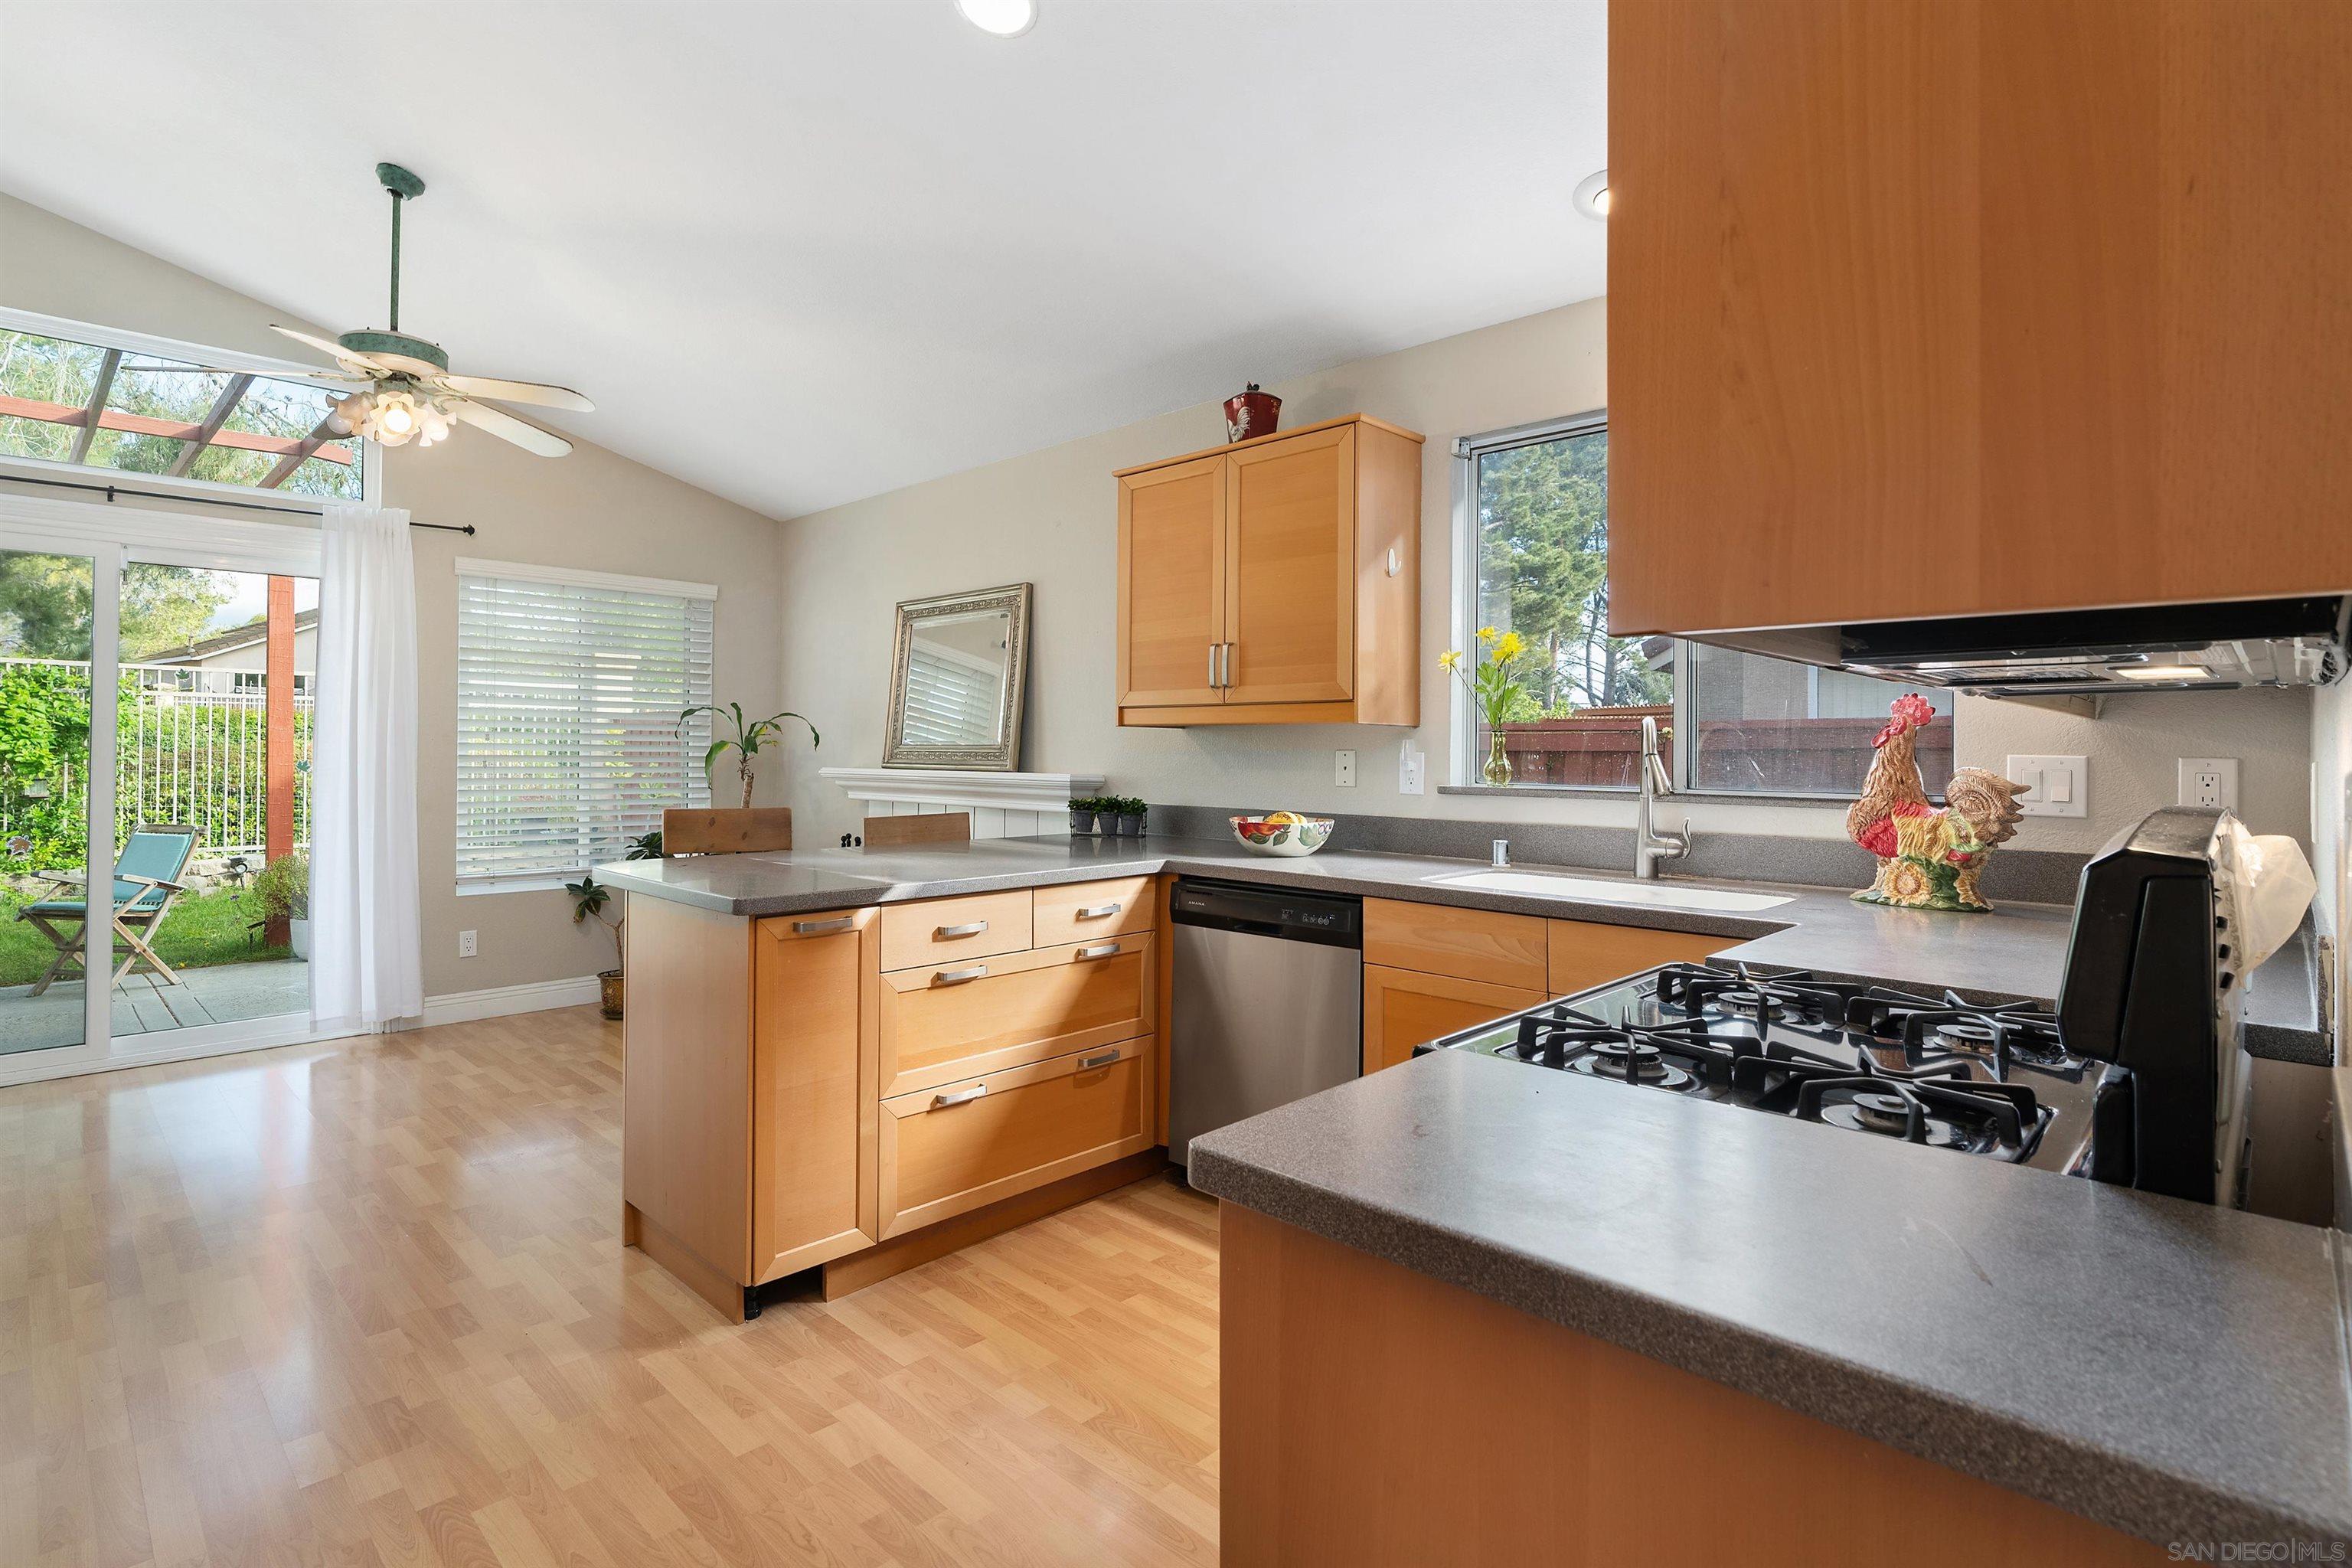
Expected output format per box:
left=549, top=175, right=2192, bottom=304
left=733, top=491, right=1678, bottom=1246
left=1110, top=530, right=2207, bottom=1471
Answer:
left=1848, top=694, right=2030, bottom=913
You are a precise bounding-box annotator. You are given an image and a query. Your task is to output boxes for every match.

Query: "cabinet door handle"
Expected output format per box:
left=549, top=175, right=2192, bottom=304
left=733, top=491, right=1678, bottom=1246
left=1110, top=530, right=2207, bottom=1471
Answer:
left=931, top=1084, right=987, bottom=1109
left=1222, top=642, right=1236, bottom=688
left=791, top=916, right=854, bottom=935
left=1073, top=942, right=1122, bottom=960
left=1209, top=643, right=1222, bottom=688
left=1076, top=1050, right=1121, bottom=1071
left=935, top=920, right=988, bottom=939
left=1075, top=902, right=1122, bottom=920
left=933, top=965, right=988, bottom=985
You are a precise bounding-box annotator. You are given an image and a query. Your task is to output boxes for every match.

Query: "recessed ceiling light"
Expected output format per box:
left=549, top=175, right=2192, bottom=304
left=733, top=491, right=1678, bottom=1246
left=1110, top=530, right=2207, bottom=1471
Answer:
left=1573, top=168, right=1611, bottom=220
left=2117, top=663, right=2212, bottom=681
left=956, top=0, right=1037, bottom=37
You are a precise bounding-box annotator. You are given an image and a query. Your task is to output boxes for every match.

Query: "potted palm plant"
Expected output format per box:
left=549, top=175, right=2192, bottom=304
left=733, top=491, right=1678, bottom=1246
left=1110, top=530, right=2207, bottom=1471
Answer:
left=677, top=702, right=820, bottom=808
left=567, top=872, right=626, bottom=1020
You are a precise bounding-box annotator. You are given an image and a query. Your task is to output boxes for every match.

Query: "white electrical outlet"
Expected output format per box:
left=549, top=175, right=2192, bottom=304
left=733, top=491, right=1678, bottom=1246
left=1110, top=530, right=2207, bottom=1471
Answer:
left=2006, top=755, right=2088, bottom=818
left=2178, top=756, right=2239, bottom=811
left=458, top=929, right=478, bottom=958
left=1397, top=740, right=1424, bottom=795
left=1334, top=750, right=1357, bottom=787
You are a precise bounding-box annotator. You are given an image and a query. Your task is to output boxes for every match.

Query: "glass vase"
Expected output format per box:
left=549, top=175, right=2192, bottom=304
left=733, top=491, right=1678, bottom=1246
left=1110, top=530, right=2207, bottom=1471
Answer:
left=1481, top=730, right=1514, bottom=786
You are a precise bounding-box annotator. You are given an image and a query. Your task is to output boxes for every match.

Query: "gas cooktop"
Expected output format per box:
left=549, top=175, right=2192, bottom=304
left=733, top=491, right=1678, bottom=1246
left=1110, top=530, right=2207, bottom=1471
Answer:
left=1420, top=963, right=2128, bottom=1174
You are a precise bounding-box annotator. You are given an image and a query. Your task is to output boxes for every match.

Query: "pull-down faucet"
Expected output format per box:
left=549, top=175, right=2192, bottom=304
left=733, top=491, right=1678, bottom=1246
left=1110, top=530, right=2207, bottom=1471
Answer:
left=1635, top=716, right=1690, bottom=880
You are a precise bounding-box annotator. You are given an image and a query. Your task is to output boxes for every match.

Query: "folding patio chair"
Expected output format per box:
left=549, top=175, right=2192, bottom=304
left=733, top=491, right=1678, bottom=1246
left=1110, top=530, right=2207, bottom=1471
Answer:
left=15, top=824, right=199, bottom=996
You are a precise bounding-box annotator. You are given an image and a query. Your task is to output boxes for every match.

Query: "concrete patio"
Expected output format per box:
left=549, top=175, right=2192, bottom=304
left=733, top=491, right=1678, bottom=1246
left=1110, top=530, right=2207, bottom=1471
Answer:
left=0, top=958, right=309, bottom=1054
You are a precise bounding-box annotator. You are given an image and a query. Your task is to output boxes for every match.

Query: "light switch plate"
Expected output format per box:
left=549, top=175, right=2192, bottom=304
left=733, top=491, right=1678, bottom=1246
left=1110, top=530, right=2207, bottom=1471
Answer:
left=1334, top=750, right=1357, bottom=787
left=2006, top=754, right=2088, bottom=818
left=458, top=929, right=478, bottom=958
left=1397, top=740, right=1424, bottom=795
left=2177, top=756, right=2239, bottom=811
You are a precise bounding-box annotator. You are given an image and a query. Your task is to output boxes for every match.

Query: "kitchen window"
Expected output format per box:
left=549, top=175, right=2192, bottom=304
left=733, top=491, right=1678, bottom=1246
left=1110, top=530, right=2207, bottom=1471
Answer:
left=1452, top=414, right=1953, bottom=798
left=0, top=309, right=377, bottom=504
left=453, top=560, right=715, bottom=890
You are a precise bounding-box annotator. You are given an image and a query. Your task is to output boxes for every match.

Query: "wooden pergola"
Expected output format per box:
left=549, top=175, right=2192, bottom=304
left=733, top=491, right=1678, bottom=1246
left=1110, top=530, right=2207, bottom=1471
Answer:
left=0, top=385, right=355, bottom=487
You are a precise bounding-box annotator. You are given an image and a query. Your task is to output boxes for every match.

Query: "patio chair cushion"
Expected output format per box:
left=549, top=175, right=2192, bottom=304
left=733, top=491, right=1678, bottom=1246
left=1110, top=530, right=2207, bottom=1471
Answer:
left=16, top=828, right=195, bottom=921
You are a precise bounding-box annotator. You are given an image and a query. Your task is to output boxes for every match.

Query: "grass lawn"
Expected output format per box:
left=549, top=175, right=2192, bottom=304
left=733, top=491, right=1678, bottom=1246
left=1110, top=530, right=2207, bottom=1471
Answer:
left=0, top=885, right=293, bottom=987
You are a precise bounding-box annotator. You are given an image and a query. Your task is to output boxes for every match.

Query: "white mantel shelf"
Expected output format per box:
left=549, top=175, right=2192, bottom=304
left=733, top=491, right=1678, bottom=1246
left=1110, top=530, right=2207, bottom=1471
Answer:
left=819, top=767, right=1106, bottom=840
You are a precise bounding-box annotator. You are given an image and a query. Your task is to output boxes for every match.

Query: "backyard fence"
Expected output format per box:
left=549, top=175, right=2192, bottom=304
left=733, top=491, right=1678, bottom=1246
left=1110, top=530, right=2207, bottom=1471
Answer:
left=0, top=658, right=312, bottom=868
left=1489, top=704, right=1955, bottom=795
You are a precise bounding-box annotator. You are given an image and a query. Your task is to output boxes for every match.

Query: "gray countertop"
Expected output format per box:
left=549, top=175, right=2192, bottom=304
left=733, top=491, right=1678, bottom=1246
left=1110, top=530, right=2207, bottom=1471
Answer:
left=595, top=834, right=2326, bottom=1060
left=1186, top=1048, right=2352, bottom=1549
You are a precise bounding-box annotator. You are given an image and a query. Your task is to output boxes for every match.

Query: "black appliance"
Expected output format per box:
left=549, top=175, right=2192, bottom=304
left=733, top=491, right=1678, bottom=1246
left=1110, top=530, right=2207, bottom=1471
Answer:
left=2058, top=805, right=2252, bottom=1205
left=1420, top=806, right=2253, bottom=1205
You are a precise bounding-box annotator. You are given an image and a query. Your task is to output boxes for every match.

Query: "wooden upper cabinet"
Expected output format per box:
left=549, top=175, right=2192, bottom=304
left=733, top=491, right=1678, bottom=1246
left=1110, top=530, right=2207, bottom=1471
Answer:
left=1225, top=424, right=1355, bottom=704
left=1117, top=454, right=1226, bottom=707
left=1116, top=413, right=1423, bottom=727
left=1606, top=0, right=2352, bottom=638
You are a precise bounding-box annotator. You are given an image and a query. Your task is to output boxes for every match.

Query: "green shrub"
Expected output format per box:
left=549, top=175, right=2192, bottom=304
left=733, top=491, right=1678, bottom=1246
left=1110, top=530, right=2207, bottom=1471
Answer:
left=246, top=853, right=309, bottom=923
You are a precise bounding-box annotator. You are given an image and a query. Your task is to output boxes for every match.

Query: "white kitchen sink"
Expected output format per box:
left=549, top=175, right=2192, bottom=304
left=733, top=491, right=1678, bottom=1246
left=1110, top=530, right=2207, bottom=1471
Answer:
left=1426, top=869, right=1795, bottom=913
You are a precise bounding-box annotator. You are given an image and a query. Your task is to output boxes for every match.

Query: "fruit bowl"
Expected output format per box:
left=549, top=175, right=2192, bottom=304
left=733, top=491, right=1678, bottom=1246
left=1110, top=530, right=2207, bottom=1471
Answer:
left=1230, top=812, right=1336, bottom=857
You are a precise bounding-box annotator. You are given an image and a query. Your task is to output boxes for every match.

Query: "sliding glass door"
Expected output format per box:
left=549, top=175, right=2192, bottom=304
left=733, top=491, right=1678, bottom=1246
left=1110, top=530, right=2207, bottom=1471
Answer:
left=0, top=498, right=327, bottom=1083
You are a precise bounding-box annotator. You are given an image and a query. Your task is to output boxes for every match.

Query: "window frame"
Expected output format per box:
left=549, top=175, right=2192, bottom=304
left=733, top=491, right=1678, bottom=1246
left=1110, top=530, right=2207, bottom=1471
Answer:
left=0, top=306, right=384, bottom=511
left=451, top=556, right=719, bottom=896
left=1449, top=410, right=1949, bottom=802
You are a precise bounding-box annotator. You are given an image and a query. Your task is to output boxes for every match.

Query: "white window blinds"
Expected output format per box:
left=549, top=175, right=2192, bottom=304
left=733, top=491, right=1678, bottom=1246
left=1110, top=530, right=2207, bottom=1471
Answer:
left=900, top=643, right=1004, bottom=746
left=454, top=560, right=714, bottom=886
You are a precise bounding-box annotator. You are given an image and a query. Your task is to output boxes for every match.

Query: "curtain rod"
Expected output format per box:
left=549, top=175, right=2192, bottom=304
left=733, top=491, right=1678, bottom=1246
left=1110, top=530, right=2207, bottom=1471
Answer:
left=0, top=471, right=475, bottom=533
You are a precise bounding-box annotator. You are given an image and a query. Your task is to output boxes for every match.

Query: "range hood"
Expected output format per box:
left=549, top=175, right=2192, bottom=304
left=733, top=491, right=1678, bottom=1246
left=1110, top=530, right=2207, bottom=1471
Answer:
left=1691, top=596, right=2349, bottom=697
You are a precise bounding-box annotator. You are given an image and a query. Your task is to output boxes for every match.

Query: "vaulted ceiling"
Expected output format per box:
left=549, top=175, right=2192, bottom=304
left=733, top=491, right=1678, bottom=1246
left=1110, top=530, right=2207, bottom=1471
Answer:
left=0, top=2, right=1606, bottom=519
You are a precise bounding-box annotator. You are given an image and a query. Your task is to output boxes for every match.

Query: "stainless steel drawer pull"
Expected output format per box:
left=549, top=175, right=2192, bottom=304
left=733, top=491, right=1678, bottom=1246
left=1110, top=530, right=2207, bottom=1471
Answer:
left=931, top=1084, right=987, bottom=1109
left=935, top=920, right=989, bottom=939
left=1076, top=1050, right=1122, bottom=1071
left=791, top=916, right=854, bottom=935
left=1210, top=644, right=1220, bottom=688
left=1075, top=902, right=1122, bottom=920
left=1074, top=942, right=1122, bottom=960
left=933, top=965, right=988, bottom=985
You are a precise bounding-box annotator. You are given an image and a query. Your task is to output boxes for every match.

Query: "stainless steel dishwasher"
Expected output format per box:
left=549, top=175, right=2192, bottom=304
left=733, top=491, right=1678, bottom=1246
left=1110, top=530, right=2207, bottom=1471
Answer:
left=1168, top=877, right=1362, bottom=1164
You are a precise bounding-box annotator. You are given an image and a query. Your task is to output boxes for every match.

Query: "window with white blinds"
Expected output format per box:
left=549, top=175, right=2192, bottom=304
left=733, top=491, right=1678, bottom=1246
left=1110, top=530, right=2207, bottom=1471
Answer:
left=454, top=560, right=714, bottom=887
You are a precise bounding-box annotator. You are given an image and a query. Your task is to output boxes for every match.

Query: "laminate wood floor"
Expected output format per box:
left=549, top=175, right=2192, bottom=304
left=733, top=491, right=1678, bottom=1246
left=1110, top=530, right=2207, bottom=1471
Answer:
left=1, top=1008, right=1221, bottom=1568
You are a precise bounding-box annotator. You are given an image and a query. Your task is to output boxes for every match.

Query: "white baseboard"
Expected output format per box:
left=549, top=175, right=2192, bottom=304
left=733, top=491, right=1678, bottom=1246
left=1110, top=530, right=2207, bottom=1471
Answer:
left=417, top=974, right=603, bottom=1028
left=0, top=975, right=603, bottom=1089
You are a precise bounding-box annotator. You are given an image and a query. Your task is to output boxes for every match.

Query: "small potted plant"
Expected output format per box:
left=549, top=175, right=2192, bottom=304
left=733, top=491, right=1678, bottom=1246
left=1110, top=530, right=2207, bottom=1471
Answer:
left=1113, top=797, right=1148, bottom=837
left=247, top=853, right=310, bottom=957
left=677, top=701, right=820, bottom=808
left=1068, top=796, right=1099, bottom=835
left=567, top=872, right=626, bottom=1020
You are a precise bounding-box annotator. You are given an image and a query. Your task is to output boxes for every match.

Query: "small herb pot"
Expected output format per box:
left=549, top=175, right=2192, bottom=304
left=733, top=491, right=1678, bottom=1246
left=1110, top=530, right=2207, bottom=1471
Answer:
left=1069, top=809, right=1096, bottom=835
left=1116, top=813, right=1145, bottom=838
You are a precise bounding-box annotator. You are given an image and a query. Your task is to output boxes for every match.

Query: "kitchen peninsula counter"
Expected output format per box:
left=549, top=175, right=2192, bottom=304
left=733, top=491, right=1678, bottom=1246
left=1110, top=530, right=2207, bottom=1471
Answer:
left=596, top=834, right=2324, bottom=1060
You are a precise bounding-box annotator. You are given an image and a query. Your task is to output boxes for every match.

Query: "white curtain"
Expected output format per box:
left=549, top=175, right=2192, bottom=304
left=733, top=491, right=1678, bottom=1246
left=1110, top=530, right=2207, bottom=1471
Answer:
left=311, top=505, right=423, bottom=1031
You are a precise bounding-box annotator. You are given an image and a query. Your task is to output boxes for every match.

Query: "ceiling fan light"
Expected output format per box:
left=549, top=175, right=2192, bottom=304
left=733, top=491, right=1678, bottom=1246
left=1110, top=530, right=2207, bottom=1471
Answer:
left=956, top=0, right=1036, bottom=37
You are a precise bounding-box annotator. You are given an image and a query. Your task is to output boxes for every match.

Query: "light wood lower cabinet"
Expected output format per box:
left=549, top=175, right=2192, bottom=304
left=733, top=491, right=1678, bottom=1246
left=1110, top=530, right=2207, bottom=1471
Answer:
left=1034, top=874, right=1155, bottom=945
left=879, top=1037, right=1157, bottom=1238
left=879, top=887, right=1034, bottom=972
left=878, top=933, right=1155, bottom=1097
left=750, top=912, right=878, bottom=1283
left=1362, top=964, right=1547, bottom=1075
left=1364, top=897, right=1549, bottom=991
left=1548, top=920, right=1723, bottom=997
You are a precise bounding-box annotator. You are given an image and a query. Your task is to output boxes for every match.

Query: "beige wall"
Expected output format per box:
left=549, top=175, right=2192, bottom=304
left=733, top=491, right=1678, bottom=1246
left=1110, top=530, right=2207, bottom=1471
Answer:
left=777, top=297, right=2314, bottom=857
left=2, top=194, right=786, bottom=999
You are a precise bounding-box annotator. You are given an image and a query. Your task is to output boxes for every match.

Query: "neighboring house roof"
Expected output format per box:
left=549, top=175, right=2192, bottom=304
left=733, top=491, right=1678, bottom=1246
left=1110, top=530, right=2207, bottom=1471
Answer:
left=142, top=607, right=319, bottom=665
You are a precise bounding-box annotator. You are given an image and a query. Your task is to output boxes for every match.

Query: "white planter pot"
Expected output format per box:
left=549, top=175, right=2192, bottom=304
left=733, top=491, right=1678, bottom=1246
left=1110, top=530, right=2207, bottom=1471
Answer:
left=289, top=916, right=311, bottom=959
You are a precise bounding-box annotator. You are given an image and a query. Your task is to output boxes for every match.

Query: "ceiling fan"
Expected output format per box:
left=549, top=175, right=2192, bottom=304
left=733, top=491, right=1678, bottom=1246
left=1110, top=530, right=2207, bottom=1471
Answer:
left=272, top=163, right=593, bottom=457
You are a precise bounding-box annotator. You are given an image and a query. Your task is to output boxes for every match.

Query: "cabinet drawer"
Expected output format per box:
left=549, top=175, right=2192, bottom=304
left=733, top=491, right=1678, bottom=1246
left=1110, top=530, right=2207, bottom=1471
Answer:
left=1547, top=920, right=1723, bottom=998
left=1364, top=897, right=1549, bottom=991
left=877, top=933, right=1155, bottom=1097
left=1033, top=875, right=1155, bottom=946
left=879, top=1037, right=1155, bottom=1238
left=879, top=890, right=1033, bottom=972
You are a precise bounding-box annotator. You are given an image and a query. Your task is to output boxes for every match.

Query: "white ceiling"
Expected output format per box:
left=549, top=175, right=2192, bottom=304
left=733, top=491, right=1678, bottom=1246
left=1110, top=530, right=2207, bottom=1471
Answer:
left=0, top=2, right=1606, bottom=520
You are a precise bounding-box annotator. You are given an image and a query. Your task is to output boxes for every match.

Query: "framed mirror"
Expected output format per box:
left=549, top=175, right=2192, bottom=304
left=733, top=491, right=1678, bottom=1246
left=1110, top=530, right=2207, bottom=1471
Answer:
left=882, top=583, right=1033, bottom=770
